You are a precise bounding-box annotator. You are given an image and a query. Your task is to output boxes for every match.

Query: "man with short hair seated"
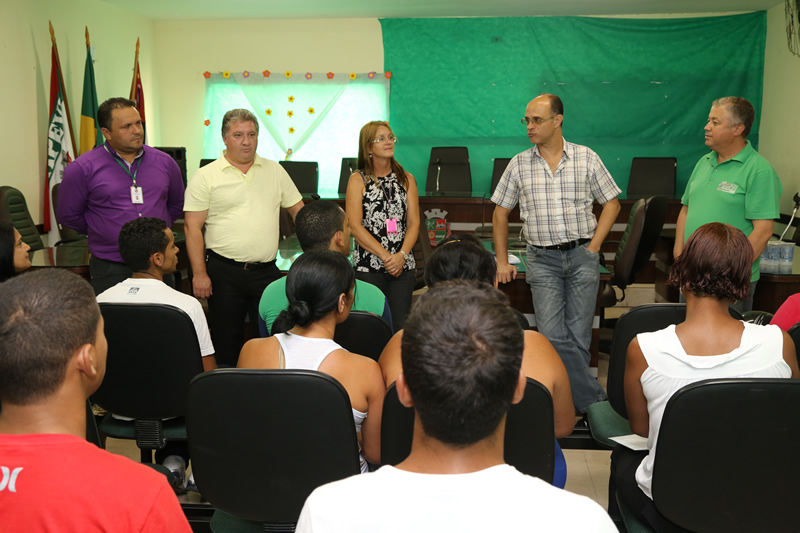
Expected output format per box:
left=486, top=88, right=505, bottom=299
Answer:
left=0, top=269, right=191, bottom=531
left=97, top=217, right=216, bottom=372
left=97, top=216, right=216, bottom=491
left=259, top=200, right=391, bottom=335
left=296, top=280, right=616, bottom=532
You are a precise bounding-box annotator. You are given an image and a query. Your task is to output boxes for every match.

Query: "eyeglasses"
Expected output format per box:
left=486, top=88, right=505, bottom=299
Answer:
left=372, top=136, right=398, bottom=144
left=521, top=116, right=555, bottom=126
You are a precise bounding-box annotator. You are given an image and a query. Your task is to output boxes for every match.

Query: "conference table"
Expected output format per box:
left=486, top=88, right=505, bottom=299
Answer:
left=276, top=235, right=610, bottom=369
left=29, top=245, right=91, bottom=280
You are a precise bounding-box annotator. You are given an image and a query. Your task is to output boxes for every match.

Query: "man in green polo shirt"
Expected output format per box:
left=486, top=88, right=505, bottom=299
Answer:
left=674, top=96, right=782, bottom=312
left=259, top=200, right=392, bottom=335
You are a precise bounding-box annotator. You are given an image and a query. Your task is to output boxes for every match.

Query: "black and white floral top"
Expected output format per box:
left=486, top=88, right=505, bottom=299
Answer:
left=353, top=171, right=416, bottom=273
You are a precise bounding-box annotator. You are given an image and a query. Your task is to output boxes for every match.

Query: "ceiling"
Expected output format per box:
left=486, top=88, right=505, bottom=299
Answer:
left=101, top=0, right=784, bottom=20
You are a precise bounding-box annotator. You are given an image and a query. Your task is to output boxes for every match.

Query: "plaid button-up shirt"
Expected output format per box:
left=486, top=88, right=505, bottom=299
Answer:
left=491, top=140, right=621, bottom=247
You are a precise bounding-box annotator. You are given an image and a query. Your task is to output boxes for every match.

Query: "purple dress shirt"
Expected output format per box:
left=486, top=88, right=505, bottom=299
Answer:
left=58, top=143, right=184, bottom=262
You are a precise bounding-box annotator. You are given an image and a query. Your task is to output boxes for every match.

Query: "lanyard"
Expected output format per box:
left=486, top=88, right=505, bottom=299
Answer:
left=104, top=144, right=142, bottom=186
left=378, top=174, right=399, bottom=219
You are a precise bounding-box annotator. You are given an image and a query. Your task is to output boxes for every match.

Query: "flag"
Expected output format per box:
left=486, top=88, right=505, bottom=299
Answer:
left=79, top=26, right=101, bottom=155
left=129, top=37, right=146, bottom=143
left=45, top=21, right=77, bottom=246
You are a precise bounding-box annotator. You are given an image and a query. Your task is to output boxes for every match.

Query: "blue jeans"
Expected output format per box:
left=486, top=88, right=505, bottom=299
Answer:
left=526, top=243, right=607, bottom=413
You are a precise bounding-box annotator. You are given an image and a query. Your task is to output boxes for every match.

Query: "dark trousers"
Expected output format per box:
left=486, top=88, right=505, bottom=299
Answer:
left=611, top=446, right=692, bottom=533
left=356, top=269, right=416, bottom=331
left=206, top=252, right=281, bottom=367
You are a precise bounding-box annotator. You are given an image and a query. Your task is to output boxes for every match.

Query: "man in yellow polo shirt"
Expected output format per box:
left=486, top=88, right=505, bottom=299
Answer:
left=184, top=109, right=304, bottom=366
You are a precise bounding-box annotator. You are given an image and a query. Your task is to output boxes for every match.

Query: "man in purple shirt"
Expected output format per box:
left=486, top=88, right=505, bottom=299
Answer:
left=59, top=97, right=184, bottom=294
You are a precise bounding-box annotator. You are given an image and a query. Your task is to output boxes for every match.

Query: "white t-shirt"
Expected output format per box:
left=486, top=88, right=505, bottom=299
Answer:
left=296, top=464, right=617, bottom=533
left=97, top=278, right=214, bottom=357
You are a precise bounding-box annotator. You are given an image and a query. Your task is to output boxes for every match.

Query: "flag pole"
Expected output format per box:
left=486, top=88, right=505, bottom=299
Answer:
left=130, top=37, right=140, bottom=98
left=48, top=21, right=78, bottom=156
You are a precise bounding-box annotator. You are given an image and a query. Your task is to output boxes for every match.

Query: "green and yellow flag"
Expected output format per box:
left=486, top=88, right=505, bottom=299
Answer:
left=79, top=26, right=101, bottom=155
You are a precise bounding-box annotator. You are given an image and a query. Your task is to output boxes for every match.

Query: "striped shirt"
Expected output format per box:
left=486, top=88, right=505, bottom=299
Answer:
left=491, top=140, right=621, bottom=247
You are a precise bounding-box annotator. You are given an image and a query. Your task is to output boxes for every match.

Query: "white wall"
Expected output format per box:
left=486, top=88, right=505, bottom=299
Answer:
left=761, top=3, right=800, bottom=214
left=0, top=0, right=158, bottom=224
left=153, top=18, right=383, bottom=179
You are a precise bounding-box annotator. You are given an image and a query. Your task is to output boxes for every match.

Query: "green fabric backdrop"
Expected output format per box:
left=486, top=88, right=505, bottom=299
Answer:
left=381, top=13, right=766, bottom=197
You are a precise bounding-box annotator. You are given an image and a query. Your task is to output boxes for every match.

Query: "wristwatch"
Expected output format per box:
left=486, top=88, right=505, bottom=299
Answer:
left=401, top=250, right=411, bottom=263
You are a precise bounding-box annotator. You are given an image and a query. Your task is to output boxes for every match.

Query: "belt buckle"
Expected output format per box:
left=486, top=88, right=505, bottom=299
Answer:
left=243, top=262, right=254, bottom=270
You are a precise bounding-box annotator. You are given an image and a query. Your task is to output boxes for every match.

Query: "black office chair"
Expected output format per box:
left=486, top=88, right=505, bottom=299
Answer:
left=338, top=157, right=358, bottom=194
left=617, top=378, right=800, bottom=533
left=333, top=311, right=393, bottom=362
left=490, top=157, right=512, bottom=196
left=279, top=160, right=319, bottom=195
left=0, top=186, right=44, bottom=251
left=381, top=378, right=555, bottom=483
left=742, top=310, right=774, bottom=325
left=51, top=183, right=87, bottom=246
left=425, top=147, right=472, bottom=194
left=600, top=196, right=668, bottom=310
left=626, top=157, right=677, bottom=200
left=92, top=303, right=204, bottom=463
left=186, top=369, right=362, bottom=531
left=199, top=158, right=215, bottom=168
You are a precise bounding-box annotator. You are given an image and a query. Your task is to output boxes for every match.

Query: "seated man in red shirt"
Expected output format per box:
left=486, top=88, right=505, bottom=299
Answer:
left=0, top=269, right=191, bottom=531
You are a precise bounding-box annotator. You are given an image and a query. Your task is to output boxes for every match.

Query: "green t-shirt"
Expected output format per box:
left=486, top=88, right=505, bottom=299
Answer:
left=681, top=141, right=782, bottom=282
left=259, top=277, right=392, bottom=335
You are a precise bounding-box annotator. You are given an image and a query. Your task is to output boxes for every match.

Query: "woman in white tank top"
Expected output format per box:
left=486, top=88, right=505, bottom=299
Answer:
left=615, top=223, right=800, bottom=531
left=238, top=250, right=385, bottom=472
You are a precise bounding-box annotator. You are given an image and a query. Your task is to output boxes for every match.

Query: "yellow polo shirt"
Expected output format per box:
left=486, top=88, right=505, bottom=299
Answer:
left=184, top=152, right=302, bottom=263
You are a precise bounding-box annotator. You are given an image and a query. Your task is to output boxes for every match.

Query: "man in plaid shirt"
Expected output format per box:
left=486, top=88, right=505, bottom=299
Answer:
left=491, top=94, right=621, bottom=415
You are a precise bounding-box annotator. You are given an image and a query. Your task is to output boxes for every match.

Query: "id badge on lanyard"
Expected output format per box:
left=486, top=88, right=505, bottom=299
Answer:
left=106, top=144, right=143, bottom=205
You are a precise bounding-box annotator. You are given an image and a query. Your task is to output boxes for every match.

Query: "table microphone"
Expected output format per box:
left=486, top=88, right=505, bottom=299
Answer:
left=435, top=158, right=442, bottom=193
left=779, top=192, right=800, bottom=241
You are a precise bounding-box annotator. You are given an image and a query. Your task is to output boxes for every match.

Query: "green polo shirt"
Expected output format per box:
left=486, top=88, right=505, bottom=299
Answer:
left=259, top=277, right=392, bottom=335
left=681, top=140, right=782, bottom=282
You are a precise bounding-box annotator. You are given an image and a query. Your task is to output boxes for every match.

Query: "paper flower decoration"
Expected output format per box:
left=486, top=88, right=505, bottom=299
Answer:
left=263, top=70, right=271, bottom=77
left=327, top=72, right=334, bottom=79
left=203, top=71, right=211, bottom=79
left=204, top=119, right=210, bottom=126
left=287, top=148, right=293, bottom=155
left=349, top=73, right=357, bottom=80
left=308, top=107, right=315, bottom=114
left=385, top=71, right=392, bottom=79
left=288, top=96, right=295, bottom=103
left=288, top=127, right=295, bottom=134
left=285, top=71, right=292, bottom=78
left=265, top=109, right=272, bottom=116
left=368, top=72, right=376, bottom=79
left=223, top=71, right=230, bottom=79
left=305, top=72, right=312, bottom=80
left=287, top=111, right=294, bottom=117
left=243, top=70, right=250, bottom=78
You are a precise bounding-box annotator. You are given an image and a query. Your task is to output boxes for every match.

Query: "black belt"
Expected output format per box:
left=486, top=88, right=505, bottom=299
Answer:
left=207, top=249, right=276, bottom=271
left=531, top=238, right=591, bottom=251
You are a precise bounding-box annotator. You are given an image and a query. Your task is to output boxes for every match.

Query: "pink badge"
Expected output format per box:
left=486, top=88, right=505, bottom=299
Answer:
left=386, top=218, right=398, bottom=233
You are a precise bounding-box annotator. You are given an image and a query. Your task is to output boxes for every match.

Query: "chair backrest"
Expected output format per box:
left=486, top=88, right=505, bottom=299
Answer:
left=611, top=196, right=668, bottom=290
left=93, top=303, right=204, bottom=419
left=381, top=378, right=555, bottom=482
left=333, top=311, right=393, bottom=362
left=279, top=160, right=319, bottom=195
left=0, top=186, right=44, bottom=251
left=425, top=147, right=472, bottom=193
left=608, top=303, right=743, bottom=419
left=788, top=321, right=800, bottom=368
left=652, top=378, right=800, bottom=532
left=338, top=157, right=358, bottom=194
left=490, top=157, right=512, bottom=195
left=153, top=147, right=187, bottom=188
left=199, top=158, right=215, bottom=168
left=51, top=183, right=85, bottom=244
left=626, top=157, right=677, bottom=199
left=186, top=369, right=361, bottom=524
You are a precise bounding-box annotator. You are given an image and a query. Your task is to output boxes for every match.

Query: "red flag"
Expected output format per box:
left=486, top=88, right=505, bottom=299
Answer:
left=45, top=22, right=77, bottom=243
left=129, top=37, right=146, bottom=143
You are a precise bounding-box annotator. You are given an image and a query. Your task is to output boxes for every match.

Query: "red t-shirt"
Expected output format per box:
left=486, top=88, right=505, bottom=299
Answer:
left=0, top=433, right=191, bottom=532
left=771, top=293, right=800, bottom=332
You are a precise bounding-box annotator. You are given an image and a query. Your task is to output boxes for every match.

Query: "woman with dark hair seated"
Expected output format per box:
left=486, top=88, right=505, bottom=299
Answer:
left=0, top=222, right=31, bottom=282
left=615, top=222, right=799, bottom=531
left=377, top=234, right=574, bottom=487
left=238, top=250, right=385, bottom=472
